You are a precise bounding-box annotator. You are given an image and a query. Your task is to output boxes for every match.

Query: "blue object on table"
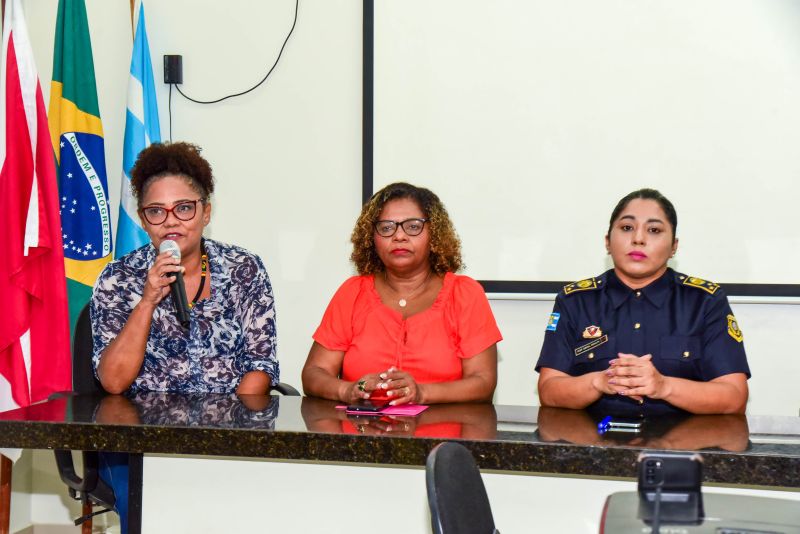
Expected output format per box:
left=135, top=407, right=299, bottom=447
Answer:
left=598, top=415, right=612, bottom=434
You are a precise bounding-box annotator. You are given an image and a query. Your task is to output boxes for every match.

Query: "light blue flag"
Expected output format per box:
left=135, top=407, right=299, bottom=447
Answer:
left=115, top=1, right=160, bottom=258
left=101, top=9, right=161, bottom=530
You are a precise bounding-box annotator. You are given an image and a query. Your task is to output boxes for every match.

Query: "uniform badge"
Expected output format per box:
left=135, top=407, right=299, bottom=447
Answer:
left=563, top=277, right=600, bottom=295
left=682, top=275, right=720, bottom=295
left=582, top=325, right=603, bottom=339
left=546, top=313, right=560, bottom=332
left=727, top=314, right=743, bottom=342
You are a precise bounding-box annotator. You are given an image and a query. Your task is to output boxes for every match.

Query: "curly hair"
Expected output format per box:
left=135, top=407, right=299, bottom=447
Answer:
left=350, top=182, right=463, bottom=275
left=130, top=142, right=214, bottom=206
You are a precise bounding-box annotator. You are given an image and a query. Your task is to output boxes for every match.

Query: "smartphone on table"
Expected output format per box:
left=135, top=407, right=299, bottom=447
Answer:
left=345, top=399, right=390, bottom=414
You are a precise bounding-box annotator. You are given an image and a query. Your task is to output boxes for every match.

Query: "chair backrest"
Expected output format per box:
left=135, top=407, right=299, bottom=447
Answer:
left=272, top=382, right=300, bottom=396
left=73, top=303, right=105, bottom=394
left=426, top=442, right=498, bottom=534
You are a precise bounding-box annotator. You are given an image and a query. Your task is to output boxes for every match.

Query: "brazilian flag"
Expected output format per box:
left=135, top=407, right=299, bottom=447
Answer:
left=48, top=0, right=112, bottom=334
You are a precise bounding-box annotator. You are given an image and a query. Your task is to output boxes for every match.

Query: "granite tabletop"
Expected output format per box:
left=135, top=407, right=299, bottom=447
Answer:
left=0, top=392, right=798, bottom=488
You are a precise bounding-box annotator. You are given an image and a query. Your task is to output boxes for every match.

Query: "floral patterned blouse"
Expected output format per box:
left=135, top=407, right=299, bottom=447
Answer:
left=91, top=239, right=279, bottom=393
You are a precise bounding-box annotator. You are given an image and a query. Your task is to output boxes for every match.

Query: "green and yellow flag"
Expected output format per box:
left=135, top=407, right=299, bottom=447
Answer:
left=48, top=0, right=113, bottom=333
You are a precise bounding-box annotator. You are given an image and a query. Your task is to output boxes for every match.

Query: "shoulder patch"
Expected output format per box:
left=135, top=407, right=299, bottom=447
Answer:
left=563, top=277, right=600, bottom=295
left=680, top=275, right=719, bottom=295
left=727, top=314, right=744, bottom=342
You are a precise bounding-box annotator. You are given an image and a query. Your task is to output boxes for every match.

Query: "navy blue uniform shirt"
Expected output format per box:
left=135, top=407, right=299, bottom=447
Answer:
left=536, top=268, right=750, bottom=416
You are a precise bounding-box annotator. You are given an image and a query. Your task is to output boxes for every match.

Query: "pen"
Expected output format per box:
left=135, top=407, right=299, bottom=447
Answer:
left=597, top=415, right=612, bottom=433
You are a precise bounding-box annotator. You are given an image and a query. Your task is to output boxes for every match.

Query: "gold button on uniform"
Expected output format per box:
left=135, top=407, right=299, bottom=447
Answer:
left=634, top=323, right=641, bottom=329
left=635, top=291, right=641, bottom=298
left=588, top=353, right=594, bottom=359
left=683, top=351, right=690, bottom=358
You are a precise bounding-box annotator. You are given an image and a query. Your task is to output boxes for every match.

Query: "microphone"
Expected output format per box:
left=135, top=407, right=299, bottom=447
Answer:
left=158, top=240, right=190, bottom=326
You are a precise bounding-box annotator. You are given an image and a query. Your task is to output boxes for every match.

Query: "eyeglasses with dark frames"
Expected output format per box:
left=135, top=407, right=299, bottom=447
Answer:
left=373, top=218, right=429, bottom=237
left=140, top=199, right=205, bottom=225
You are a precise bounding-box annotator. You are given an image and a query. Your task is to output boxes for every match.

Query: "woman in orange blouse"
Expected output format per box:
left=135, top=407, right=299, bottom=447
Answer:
left=302, top=182, right=501, bottom=405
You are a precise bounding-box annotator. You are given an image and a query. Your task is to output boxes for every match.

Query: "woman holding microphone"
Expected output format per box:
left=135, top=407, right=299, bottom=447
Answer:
left=91, top=142, right=278, bottom=394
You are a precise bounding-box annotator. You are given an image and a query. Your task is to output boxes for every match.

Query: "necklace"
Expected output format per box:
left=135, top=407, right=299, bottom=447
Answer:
left=188, top=244, right=208, bottom=309
left=384, top=270, right=432, bottom=308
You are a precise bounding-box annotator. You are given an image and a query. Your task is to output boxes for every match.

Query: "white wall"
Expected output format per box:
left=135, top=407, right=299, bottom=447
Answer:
left=13, top=0, right=800, bottom=529
left=374, top=0, right=800, bottom=285
left=8, top=450, right=31, bottom=533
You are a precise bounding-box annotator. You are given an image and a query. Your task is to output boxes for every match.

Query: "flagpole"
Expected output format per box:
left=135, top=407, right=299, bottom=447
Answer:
left=1, top=13, right=13, bottom=523
left=129, top=0, right=134, bottom=39
left=0, top=453, right=11, bottom=534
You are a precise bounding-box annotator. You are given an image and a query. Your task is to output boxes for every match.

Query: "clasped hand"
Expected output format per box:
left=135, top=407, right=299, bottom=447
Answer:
left=347, top=367, right=421, bottom=405
left=595, top=353, right=670, bottom=401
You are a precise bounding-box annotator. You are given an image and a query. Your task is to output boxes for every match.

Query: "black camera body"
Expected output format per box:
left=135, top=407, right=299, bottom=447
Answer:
left=637, top=451, right=704, bottom=525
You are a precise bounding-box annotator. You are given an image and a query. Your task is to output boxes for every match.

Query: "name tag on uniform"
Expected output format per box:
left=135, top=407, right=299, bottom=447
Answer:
left=574, top=335, right=608, bottom=356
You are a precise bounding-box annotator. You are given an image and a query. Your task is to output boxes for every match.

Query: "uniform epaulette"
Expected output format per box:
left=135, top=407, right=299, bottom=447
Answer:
left=677, top=273, right=720, bottom=295
left=563, top=277, right=602, bottom=295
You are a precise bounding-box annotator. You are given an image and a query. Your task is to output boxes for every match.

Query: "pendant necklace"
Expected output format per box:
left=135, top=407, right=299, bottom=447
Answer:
left=188, top=243, right=209, bottom=309
left=384, top=270, right=432, bottom=308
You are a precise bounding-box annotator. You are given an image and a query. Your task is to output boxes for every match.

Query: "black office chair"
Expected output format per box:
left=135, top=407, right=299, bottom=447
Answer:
left=53, top=302, right=115, bottom=531
left=70, top=301, right=105, bottom=395
left=426, top=442, right=499, bottom=534
left=56, top=302, right=300, bottom=532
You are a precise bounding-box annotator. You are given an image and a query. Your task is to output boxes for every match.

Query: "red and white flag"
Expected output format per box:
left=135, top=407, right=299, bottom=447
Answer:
left=0, top=0, right=71, bottom=412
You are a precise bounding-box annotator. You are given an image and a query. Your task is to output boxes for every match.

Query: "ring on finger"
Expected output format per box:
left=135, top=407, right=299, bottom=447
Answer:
left=357, top=379, right=367, bottom=393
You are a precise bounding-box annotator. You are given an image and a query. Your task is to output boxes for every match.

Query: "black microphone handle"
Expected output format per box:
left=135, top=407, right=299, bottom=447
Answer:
left=170, top=270, right=191, bottom=326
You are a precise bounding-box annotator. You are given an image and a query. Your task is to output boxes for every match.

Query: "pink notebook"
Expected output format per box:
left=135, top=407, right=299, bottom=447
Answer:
left=337, top=403, right=429, bottom=416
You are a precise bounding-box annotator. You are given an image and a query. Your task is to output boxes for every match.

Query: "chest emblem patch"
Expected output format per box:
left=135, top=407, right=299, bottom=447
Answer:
left=727, top=314, right=743, bottom=342
left=582, top=325, right=603, bottom=339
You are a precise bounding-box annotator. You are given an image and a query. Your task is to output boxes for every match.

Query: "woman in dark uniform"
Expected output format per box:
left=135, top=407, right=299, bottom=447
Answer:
left=536, top=189, right=750, bottom=415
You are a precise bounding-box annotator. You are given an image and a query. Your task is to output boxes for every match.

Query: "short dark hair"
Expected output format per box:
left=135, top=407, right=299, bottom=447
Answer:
left=608, top=188, right=677, bottom=242
left=130, top=142, right=214, bottom=206
left=350, top=182, right=463, bottom=275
